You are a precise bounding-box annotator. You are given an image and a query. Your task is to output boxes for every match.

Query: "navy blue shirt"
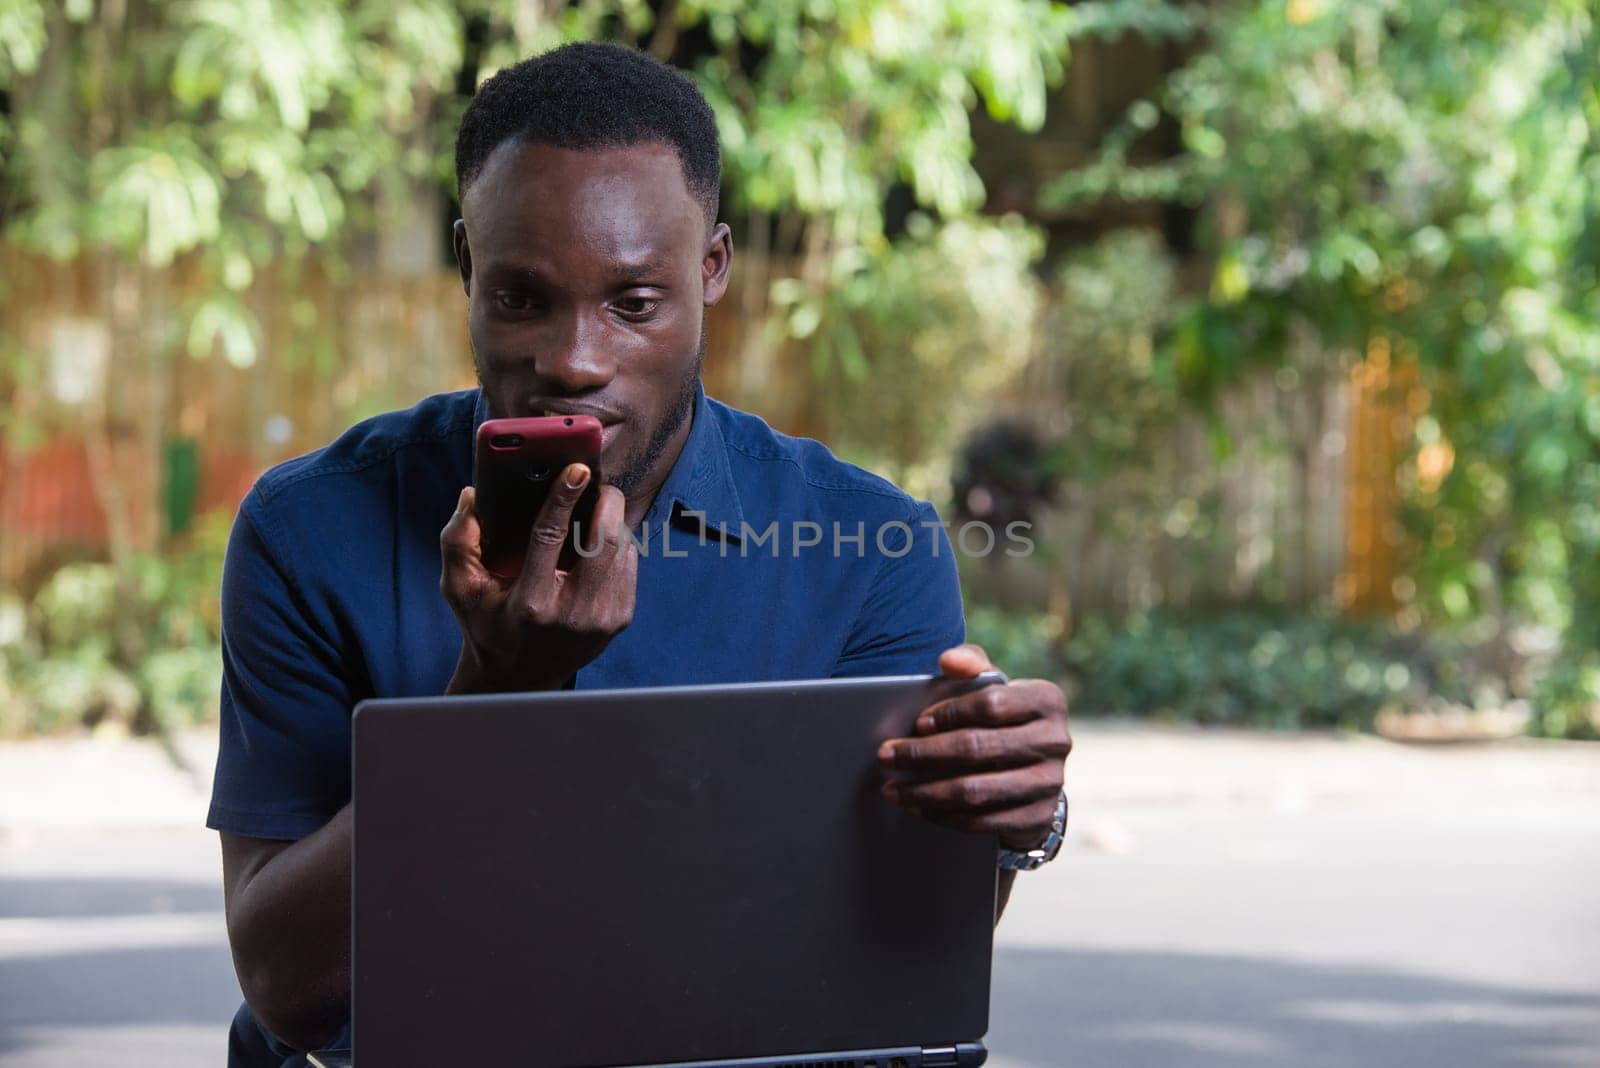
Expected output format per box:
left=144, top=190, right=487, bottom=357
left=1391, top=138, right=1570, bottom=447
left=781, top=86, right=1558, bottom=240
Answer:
left=209, top=385, right=964, bottom=1063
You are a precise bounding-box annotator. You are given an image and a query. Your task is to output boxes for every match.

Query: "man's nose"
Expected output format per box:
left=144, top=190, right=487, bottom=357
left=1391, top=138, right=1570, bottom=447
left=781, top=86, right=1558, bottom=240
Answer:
left=535, top=312, right=617, bottom=393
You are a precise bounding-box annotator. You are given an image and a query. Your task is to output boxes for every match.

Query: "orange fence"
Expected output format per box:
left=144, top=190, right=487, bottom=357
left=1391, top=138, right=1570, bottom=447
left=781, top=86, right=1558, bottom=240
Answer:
left=1337, top=338, right=1419, bottom=616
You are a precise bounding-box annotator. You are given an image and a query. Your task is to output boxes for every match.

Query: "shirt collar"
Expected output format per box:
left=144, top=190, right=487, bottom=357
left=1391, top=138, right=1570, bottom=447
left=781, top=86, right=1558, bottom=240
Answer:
left=647, top=383, right=746, bottom=542
left=472, top=384, right=746, bottom=542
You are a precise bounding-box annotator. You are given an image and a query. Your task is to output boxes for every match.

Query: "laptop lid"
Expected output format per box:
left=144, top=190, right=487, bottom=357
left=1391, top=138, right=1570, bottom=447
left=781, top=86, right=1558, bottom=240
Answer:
left=352, top=674, right=998, bottom=1067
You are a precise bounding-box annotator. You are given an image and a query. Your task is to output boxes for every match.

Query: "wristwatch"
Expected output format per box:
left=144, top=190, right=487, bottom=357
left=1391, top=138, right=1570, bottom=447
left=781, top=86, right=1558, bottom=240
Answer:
left=997, top=790, right=1068, bottom=871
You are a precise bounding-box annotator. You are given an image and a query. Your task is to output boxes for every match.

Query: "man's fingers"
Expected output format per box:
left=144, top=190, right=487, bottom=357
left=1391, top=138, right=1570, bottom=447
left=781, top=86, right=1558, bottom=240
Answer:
left=884, top=766, right=1060, bottom=813
left=440, top=489, right=493, bottom=614
left=439, top=487, right=477, bottom=555
left=440, top=487, right=490, bottom=606
left=560, top=484, right=638, bottom=635
left=914, top=794, right=1064, bottom=845
left=519, top=462, right=591, bottom=580
left=880, top=720, right=1068, bottom=776
left=938, top=642, right=995, bottom=680
left=568, top=484, right=628, bottom=572
left=915, top=678, right=1061, bottom=734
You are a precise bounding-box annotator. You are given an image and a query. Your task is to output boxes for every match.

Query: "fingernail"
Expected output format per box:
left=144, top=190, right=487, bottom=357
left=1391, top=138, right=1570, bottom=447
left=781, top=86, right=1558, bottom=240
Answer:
left=565, top=465, right=590, bottom=490
left=916, top=715, right=935, bottom=733
left=881, top=782, right=898, bottom=801
left=877, top=742, right=896, bottom=766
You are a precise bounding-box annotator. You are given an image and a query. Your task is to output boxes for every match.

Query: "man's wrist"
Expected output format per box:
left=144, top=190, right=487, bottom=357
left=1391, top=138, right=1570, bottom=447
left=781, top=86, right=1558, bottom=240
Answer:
left=997, top=790, right=1068, bottom=871
left=444, top=646, right=488, bottom=695
left=445, top=645, right=571, bottom=695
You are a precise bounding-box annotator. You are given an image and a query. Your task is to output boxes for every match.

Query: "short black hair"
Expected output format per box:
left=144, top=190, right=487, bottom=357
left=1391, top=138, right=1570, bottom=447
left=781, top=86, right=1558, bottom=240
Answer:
left=455, top=41, right=721, bottom=223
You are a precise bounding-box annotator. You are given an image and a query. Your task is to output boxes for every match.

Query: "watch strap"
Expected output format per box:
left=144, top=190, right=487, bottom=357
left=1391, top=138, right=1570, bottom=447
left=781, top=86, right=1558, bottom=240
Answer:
left=997, top=789, right=1068, bottom=871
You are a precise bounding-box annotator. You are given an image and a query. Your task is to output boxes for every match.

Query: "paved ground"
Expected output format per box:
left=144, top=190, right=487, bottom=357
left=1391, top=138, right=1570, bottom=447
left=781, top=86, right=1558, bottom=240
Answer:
left=2, top=723, right=1598, bottom=1067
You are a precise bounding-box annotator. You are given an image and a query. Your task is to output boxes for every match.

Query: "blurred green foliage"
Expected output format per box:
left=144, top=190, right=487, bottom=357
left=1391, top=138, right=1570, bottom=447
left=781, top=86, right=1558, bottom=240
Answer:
left=964, top=604, right=1064, bottom=686
left=1042, top=0, right=1600, bottom=736
left=813, top=214, right=1046, bottom=497
left=1, top=0, right=468, bottom=364
left=1063, top=611, right=1482, bottom=731
left=1034, top=231, right=1216, bottom=553
left=967, top=602, right=1512, bottom=734
left=684, top=0, right=1070, bottom=237
left=0, top=513, right=228, bottom=736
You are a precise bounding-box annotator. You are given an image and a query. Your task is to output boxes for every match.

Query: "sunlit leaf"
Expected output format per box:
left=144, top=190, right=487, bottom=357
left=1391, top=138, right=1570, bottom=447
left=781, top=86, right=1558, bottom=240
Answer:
left=186, top=297, right=260, bottom=369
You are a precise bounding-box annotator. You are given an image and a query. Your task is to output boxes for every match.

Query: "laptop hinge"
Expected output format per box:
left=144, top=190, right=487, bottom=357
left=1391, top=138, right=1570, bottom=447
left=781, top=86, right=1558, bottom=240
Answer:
left=921, top=1046, right=959, bottom=1067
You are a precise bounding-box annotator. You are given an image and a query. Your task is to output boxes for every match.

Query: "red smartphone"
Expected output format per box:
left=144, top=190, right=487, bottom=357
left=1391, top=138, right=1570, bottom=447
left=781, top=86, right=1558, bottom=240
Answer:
left=473, top=415, right=603, bottom=579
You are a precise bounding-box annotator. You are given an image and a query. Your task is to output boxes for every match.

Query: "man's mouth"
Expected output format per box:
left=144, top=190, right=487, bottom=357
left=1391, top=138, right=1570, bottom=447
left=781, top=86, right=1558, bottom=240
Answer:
left=597, top=422, right=622, bottom=458
left=534, top=403, right=618, bottom=423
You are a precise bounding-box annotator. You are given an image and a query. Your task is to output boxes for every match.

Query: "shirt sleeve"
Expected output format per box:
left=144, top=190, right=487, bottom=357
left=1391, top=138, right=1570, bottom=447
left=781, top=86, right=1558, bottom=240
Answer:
left=206, top=489, right=358, bottom=841
left=831, top=500, right=966, bottom=678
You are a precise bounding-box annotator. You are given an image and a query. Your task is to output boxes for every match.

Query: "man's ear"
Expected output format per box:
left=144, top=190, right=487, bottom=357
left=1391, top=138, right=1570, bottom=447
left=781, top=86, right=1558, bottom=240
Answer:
left=452, top=219, right=472, bottom=296
left=702, top=222, right=733, bottom=307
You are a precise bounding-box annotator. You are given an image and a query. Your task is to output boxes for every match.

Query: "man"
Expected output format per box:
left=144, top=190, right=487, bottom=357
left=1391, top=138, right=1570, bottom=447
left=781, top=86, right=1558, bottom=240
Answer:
left=211, top=41, right=1071, bottom=1066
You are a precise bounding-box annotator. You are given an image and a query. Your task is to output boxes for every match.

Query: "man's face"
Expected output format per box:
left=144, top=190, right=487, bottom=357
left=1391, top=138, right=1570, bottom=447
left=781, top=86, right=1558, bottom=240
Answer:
left=454, top=140, right=731, bottom=494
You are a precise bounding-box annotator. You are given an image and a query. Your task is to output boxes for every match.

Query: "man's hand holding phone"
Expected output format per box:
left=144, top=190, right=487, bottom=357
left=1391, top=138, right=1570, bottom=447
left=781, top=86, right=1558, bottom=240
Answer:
left=439, top=462, right=638, bottom=693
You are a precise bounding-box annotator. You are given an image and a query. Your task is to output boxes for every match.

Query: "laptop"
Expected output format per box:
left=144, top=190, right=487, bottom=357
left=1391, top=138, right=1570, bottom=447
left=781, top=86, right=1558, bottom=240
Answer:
left=349, top=673, right=1002, bottom=1067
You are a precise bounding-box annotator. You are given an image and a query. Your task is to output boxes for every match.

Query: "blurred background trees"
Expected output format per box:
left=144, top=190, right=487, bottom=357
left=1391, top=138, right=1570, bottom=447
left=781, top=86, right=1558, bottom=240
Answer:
left=1032, top=0, right=1600, bottom=737
left=0, top=0, right=1596, bottom=740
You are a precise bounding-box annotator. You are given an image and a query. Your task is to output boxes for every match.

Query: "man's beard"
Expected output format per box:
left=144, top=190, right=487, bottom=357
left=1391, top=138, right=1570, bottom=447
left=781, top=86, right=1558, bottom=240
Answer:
left=473, top=333, right=704, bottom=495
left=611, top=335, right=703, bottom=493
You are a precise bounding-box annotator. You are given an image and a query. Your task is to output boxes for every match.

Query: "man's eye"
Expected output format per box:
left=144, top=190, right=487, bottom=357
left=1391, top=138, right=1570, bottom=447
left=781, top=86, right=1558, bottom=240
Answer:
left=492, top=291, right=536, bottom=312
left=614, top=296, right=660, bottom=317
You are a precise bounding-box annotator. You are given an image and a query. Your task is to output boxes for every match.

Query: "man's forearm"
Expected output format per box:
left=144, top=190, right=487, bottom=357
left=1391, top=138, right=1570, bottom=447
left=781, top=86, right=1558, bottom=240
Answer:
left=223, top=805, right=353, bottom=1052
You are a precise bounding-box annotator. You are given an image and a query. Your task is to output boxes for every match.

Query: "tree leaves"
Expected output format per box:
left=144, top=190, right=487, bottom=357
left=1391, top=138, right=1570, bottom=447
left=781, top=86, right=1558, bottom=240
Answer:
left=6, top=0, right=462, bottom=277
left=1049, top=0, right=1600, bottom=732
left=92, top=139, right=223, bottom=267
left=185, top=295, right=259, bottom=368
left=0, top=0, right=47, bottom=80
